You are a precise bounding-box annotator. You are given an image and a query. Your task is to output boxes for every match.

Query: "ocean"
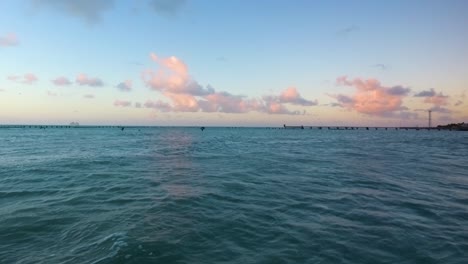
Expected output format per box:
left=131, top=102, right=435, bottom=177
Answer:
left=1, top=127, right=467, bottom=263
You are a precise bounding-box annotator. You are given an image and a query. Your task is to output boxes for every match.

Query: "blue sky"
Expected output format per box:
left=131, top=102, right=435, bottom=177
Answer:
left=0, top=0, right=467, bottom=126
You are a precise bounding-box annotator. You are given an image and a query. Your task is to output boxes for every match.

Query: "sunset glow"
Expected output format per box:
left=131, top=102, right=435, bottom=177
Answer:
left=1, top=0, right=467, bottom=126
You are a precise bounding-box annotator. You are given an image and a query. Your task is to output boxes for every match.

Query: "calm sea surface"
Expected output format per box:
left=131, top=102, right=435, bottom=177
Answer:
left=0, top=127, right=467, bottom=264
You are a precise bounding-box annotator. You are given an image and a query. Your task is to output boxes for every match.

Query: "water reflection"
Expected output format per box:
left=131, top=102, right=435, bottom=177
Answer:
left=163, top=184, right=201, bottom=199
left=153, top=129, right=203, bottom=200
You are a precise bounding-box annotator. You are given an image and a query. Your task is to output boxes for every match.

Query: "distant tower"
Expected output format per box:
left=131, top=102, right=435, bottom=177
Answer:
left=428, top=110, right=432, bottom=128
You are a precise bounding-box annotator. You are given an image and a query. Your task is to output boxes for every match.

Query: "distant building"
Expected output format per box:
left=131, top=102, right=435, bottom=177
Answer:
left=69, top=122, right=80, bottom=127
left=437, top=122, right=468, bottom=131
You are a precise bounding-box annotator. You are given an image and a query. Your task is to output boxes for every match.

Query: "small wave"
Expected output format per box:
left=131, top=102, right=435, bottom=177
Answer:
left=68, top=232, right=129, bottom=264
left=1, top=128, right=468, bottom=263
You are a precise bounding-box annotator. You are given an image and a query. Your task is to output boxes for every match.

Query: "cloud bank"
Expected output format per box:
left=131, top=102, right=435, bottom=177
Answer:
left=140, top=53, right=317, bottom=115
left=7, top=73, right=38, bottom=84
left=414, top=88, right=449, bottom=106
left=415, top=88, right=451, bottom=113
left=331, top=76, right=411, bottom=116
left=279, top=87, right=318, bottom=106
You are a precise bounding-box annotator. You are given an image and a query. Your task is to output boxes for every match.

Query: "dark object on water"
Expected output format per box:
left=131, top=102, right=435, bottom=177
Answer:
left=121, top=127, right=125, bottom=131
left=437, top=122, right=468, bottom=131
left=200, top=127, right=205, bottom=131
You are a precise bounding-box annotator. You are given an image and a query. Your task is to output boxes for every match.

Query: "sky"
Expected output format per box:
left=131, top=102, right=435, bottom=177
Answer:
left=0, top=0, right=467, bottom=126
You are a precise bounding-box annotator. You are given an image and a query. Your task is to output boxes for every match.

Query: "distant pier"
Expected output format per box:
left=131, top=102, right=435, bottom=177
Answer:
left=283, top=124, right=304, bottom=129
left=0, top=124, right=465, bottom=131
left=282, top=125, right=458, bottom=131
left=0, top=125, right=151, bottom=129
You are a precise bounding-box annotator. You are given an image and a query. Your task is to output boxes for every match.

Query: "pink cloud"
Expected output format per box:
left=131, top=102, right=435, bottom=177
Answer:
left=52, top=76, right=72, bottom=86
left=83, top=94, right=95, bottom=99
left=116, top=80, right=132, bottom=91
left=142, top=53, right=317, bottom=115
left=331, top=76, right=410, bottom=116
left=266, top=101, right=297, bottom=114
left=142, top=53, right=218, bottom=112
left=76, top=73, right=103, bottom=86
left=23, top=73, right=38, bottom=84
left=415, top=88, right=449, bottom=106
left=254, top=87, right=317, bottom=115
left=114, top=100, right=132, bottom=107
left=158, top=89, right=303, bottom=115
left=200, top=92, right=262, bottom=113
left=153, top=89, right=305, bottom=115
left=279, top=87, right=317, bottom=106
left=164, top=92, right=200, bottom=112
left=143, top=53, right=213, bottom=95
left=0, top=33, right=19, bottom=47
left=8, top=73, right=38, bottom=84
left=262, top=95, right=301, bottom=115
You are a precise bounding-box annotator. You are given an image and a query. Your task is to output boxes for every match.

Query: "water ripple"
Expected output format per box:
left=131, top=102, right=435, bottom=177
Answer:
left=0, top=128, right=467, bottom=263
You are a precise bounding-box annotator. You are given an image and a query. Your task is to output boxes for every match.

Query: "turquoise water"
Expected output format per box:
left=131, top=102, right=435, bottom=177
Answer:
left=1, top=127, right=467, bottom=263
